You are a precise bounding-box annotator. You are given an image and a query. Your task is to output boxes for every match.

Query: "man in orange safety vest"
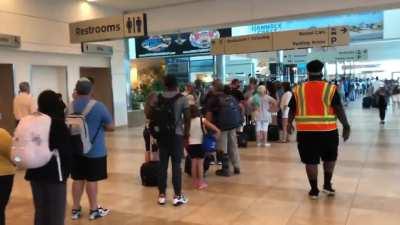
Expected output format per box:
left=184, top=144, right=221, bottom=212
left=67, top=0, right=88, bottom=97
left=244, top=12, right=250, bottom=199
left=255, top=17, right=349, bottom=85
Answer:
left=289, top=60, right=351, bottom=199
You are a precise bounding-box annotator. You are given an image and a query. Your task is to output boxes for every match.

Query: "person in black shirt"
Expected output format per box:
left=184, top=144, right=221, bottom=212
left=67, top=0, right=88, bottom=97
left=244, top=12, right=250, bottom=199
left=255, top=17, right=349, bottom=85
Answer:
left=229, top=79, right=244, bottom=102
left=25, top=90, right=71, bottom=225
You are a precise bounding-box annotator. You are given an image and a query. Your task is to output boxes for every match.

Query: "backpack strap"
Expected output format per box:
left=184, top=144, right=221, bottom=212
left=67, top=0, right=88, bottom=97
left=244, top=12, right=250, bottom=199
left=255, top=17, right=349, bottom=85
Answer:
left=200, top=116, right=206, bottom=135
left=82, top=100, right=97, bottom=117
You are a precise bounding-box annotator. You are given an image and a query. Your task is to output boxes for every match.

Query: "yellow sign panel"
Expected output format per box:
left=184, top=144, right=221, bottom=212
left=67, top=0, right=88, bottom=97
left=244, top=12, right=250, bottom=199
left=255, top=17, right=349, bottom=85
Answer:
left=210, top=26, right=350, bottom=55
left=273, top=28, right=329, bottom=50
left=69, top=13, right=147, bottom=43
left=69, top=16, right=124, bottom=43
left=328, top=26, right=350, bottom=46
left=224, top=34, right=273, bottom=54
left=211, top=38, right=225, bottom=55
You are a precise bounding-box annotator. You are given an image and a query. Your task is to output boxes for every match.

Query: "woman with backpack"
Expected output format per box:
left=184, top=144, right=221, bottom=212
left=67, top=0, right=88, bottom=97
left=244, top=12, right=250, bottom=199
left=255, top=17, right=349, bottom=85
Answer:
left=0, top=128, right=14, bottom=225
left=25, top=90, right=72, bottom=225
left=187, top=104, right=220, bottom=190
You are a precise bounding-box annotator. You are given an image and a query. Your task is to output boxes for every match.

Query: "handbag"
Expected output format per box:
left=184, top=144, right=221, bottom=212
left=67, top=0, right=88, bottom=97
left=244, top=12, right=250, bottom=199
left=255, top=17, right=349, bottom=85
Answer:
left=200, top=117, right=217, bottom=153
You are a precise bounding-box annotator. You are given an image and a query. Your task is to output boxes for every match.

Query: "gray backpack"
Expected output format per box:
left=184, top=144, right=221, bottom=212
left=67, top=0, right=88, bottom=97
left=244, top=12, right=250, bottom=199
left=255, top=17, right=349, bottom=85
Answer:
left=66, top=100, right=97, bottom=155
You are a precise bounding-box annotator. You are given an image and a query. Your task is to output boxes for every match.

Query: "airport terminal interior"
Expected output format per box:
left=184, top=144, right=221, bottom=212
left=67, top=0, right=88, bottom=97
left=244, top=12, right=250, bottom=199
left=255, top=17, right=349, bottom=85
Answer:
left=2, top=0, right=400, bottom=225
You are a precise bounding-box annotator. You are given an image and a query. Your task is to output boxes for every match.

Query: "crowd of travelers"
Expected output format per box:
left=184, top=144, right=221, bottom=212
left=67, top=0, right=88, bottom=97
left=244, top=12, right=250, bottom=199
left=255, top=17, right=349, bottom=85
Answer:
left=5, top=60, right=400, bottom=225
left=141, top=63, right=345, bottom=207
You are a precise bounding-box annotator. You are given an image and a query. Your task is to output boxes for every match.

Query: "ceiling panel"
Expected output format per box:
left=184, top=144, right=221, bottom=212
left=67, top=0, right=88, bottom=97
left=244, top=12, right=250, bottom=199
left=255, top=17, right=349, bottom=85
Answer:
left=91, top=0, right=203, bottom=11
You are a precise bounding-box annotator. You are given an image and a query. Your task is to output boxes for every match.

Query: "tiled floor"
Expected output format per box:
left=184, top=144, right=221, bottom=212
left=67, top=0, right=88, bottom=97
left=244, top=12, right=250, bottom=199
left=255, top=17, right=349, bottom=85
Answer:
left=7, top=103, right=400, bottom=225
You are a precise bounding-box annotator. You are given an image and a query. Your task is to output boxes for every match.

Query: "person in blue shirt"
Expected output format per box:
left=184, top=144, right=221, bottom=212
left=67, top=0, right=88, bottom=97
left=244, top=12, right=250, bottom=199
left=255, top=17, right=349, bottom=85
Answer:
left=70, top=78, right=114, bottom=221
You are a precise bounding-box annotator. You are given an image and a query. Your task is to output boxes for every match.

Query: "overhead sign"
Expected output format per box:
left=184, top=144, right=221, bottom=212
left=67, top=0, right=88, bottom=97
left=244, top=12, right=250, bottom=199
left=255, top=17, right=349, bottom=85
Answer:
left=69, top=13, right=147, bottom=43
left=283, top=53, right=308, bottom=64
left=224, top=34, right=273, bottom=54
left=273, top=28, right=329, bottom=50
left=211, top=26, right=349, bottom=55
left=135, top=29, right=231, bottom=58
left=232, top=11, right=382, bottom=42
left=81, top=43, right=113, bottom=55
left=211, top=38, right=225, bottom=55
left=328, top=26, right=350, bottom=46
left=0, top=34, right=21, bottom=48
left=312, top=49, right=368, bottom=62
left=123, top=13, right=147, bottom=38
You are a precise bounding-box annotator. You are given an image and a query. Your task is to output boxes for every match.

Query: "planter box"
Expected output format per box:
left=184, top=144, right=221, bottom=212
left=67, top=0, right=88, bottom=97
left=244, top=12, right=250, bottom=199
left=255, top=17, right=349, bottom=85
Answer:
left=128, top=109, right=145, bottom=127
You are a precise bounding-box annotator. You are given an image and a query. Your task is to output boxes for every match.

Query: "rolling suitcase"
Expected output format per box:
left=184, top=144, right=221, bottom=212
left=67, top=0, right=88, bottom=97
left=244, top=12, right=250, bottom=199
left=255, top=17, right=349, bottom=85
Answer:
left=267, top=125, right=280, bottom=142
left=140, top=161, right=160, bottom=187
left=362, top=97, right=372, bottom=108
left=243, top=123, right=256, bottom=141
left=237, top=132, right=248, bottom=148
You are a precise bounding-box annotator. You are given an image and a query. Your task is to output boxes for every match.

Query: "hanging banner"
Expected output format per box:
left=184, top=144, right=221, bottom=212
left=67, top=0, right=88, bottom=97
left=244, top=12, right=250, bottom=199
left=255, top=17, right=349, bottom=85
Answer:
left=224, top=33, right=273, bottom=54
left=69, top=13, right=147, bottom=43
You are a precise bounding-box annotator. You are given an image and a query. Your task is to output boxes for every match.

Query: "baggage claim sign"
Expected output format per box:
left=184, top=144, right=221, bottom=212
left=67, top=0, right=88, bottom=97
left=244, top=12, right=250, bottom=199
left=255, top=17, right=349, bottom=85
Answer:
left=69, top=13, right=147, bottom=43
left=211, top=26, right=350, bottom=55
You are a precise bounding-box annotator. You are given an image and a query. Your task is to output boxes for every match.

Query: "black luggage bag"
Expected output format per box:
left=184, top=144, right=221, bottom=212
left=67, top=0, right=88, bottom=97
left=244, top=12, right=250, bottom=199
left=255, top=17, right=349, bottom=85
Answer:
left=267, top=125, right=280, bottom=142
left=140, top=161, right=160, bottom=187
left=237, top=132, right=248, bottom=148
left=243, top=123, right=256, bottom=141
left=362, top=97, right=372, bottom=108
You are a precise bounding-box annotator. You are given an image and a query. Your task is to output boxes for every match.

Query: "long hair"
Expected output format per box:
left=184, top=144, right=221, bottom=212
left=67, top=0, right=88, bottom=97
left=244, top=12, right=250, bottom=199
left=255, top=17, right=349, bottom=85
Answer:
left=38, top=90, right=66, bottom=119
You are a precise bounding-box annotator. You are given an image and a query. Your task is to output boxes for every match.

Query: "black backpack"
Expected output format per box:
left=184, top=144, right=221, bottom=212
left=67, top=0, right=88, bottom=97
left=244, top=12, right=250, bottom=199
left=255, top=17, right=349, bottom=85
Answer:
left=218, top=95, right=243, bottom=131
left=149, top=94, right=182, bottom=139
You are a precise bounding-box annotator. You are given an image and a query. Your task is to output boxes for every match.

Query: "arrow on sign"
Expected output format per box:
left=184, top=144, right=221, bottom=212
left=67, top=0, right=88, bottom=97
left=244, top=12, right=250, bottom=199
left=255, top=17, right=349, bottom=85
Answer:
left=341, top=27, right=348, bottom=34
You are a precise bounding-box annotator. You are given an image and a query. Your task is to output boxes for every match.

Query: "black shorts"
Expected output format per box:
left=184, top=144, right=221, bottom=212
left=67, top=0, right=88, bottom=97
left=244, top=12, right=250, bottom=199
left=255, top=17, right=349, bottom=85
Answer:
left=71, top=155, right=108, bottom=182
left=297, top=130, right=339, bottom=165
left=188, top=144, right=205, bottom=159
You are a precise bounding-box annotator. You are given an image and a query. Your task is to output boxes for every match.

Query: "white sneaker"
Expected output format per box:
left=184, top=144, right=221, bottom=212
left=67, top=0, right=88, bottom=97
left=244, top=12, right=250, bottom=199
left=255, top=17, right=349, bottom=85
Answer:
left=158, top=195, right=167, bottom=205
left=89, top=206, right=110, bottom=220
left=173, top=194, right=188, bottom=206
left=263, top=143, right=271, bottom=147
left=257, top=142, right=262, bottom=147
left=71, top=208, right=82, bottom=220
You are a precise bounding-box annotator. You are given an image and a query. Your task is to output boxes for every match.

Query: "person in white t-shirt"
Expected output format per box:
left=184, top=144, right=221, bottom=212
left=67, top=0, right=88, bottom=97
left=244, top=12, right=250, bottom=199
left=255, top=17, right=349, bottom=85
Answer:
left=391, top=86, right=400, bottom=112
left=188, top=104, right=220, bottom=190
left=13, top=82, right=37, bottom=124
left=280, top=82, right=293, bottom=143
left=250, top=85, right=277, bottom=147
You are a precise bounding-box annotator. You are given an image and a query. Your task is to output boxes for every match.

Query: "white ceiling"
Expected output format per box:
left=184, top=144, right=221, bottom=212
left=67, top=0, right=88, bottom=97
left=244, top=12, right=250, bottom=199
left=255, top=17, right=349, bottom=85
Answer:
left=89, top=0, right=204, bottom=11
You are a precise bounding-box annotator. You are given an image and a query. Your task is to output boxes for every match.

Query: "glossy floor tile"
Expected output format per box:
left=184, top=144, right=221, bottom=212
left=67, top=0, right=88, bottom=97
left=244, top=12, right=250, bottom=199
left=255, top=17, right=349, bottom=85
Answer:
left=6, top=103, right=400, bottom=225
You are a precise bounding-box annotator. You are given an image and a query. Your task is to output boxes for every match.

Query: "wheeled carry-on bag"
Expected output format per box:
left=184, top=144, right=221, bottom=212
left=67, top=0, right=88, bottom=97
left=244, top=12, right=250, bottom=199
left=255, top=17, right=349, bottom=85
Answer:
left=140, top=161, right=160, bottom=187
left=243, top=123, right=256, bottom=142
left=362, top=96, right=372, bottom=109
left=267, top=125, right=280, bottom=142
left=237, top=132, right=248, bottom=148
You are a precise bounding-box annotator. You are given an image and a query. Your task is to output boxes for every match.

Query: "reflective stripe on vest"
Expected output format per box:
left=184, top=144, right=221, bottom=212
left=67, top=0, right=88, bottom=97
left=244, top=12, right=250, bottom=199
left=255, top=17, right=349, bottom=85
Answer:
left=294, top=81, right=337, bottom=132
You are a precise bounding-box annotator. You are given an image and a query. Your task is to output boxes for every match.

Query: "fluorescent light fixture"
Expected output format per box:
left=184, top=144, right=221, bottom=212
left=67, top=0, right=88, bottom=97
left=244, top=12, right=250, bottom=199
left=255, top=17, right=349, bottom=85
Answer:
left=87, top=0, right=96, bottom=2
